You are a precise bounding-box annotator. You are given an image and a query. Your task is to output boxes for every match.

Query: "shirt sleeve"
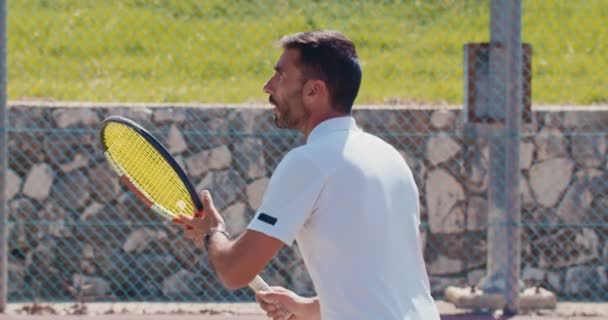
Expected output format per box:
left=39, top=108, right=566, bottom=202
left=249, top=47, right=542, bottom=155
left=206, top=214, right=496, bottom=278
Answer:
left=247, top=149, right=325, bottom=245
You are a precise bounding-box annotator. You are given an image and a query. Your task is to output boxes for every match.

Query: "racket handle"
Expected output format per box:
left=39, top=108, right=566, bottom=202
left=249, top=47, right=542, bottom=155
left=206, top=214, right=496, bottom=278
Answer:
left=248, top=275, right=271, bottom=291
left=248, top=275, right=294, bottom=319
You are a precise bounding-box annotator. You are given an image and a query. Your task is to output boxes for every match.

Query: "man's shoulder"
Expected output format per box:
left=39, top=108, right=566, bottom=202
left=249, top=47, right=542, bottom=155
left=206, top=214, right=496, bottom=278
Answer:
left=275, top=146, right=323, bottom=173
left=356, top=130, right=403, bottom=155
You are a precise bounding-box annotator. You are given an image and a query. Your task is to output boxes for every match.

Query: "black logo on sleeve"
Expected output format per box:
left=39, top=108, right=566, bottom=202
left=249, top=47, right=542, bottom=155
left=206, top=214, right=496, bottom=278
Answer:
left=258, top=213, right=278, bottom=226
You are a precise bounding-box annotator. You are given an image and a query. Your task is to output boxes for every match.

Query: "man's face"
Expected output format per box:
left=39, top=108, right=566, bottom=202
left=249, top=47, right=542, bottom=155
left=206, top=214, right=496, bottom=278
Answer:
left=263, top=49, right=310, bottom=130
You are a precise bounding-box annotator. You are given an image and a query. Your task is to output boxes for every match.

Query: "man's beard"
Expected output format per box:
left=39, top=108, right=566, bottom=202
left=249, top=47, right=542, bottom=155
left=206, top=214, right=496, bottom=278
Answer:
left=270, top=95, right=307, bottom=129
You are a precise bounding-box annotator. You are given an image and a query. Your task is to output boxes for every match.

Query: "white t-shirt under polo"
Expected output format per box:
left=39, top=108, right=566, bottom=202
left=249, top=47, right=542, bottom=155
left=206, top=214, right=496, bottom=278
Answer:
left=248, top=116, right=439, bottom=320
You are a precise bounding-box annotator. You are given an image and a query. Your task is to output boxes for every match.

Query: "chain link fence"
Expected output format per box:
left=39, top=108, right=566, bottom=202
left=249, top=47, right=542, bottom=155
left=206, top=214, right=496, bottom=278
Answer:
left=3, top=0, right=607, bottom=309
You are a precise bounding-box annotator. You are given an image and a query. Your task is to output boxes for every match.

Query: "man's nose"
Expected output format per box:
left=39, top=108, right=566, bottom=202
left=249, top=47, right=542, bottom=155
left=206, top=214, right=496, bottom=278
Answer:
left=263, top=79, right=273, bottom=95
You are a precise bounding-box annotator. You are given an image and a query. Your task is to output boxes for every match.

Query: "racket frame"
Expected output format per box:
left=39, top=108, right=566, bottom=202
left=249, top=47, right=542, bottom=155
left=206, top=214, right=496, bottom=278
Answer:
left=100, top=116, right=203, bottom=217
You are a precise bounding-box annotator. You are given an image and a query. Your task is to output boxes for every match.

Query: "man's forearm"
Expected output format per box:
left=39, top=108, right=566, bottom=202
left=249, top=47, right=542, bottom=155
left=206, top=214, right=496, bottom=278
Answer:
left=205, top=229, right=284, bottom=291
left=206, top=232, right=248, bottom=290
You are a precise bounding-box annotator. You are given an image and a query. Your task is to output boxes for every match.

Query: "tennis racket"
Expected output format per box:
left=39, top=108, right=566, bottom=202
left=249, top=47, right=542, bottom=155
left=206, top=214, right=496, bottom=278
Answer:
left=100, top=115, right=272, bottom=293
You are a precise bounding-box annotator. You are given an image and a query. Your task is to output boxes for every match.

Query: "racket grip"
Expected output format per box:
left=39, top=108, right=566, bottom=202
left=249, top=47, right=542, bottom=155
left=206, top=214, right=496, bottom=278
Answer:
left=248, top=275, right=270, bottom=292
left=248, top=275, right=294, bottom=319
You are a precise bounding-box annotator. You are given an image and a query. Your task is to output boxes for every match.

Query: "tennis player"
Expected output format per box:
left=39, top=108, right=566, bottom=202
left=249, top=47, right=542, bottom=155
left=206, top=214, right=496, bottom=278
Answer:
left=175, top=30, right=440, bottom=320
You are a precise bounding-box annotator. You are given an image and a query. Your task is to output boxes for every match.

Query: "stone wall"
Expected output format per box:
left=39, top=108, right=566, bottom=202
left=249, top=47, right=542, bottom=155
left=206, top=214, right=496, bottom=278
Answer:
left=5, top=103, right=608, bottom=301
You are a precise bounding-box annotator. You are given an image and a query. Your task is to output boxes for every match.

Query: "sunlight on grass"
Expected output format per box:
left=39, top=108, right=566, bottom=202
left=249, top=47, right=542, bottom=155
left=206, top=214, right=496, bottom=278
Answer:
left=8, top=0, right=607, bottom=104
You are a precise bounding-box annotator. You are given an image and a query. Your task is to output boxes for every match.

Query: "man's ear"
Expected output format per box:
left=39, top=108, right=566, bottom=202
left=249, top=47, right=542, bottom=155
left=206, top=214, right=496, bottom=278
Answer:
left=303, top=79, right=326, bottom=98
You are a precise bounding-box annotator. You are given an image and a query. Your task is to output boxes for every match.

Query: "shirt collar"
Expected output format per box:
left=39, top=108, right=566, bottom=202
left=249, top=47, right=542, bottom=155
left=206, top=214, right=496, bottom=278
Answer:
left=306, top=116, right=361, bottom=144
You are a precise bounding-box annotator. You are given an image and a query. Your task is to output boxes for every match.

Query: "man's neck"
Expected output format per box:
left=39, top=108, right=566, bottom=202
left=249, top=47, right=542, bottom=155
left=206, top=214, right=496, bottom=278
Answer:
left=302, top=110, right=349, bottom=138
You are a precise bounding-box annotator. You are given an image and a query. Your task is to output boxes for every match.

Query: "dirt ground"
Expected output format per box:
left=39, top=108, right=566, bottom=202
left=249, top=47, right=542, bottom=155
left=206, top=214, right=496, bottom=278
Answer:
left=1, top=300, right=607, bottom=320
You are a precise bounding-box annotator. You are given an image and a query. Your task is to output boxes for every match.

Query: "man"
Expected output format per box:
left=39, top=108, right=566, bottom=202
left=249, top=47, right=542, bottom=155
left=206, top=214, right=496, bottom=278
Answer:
left=175, top=30, right=440, bottom=320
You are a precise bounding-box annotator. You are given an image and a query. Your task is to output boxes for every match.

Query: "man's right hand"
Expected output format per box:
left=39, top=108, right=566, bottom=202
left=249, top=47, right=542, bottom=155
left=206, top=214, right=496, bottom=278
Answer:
left=255, top=286, right=320, bottom=320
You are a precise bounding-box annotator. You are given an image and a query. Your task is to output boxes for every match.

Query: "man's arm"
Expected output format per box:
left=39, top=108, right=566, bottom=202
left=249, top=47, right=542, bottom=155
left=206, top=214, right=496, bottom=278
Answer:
left=206, top=229, right=284, bottom=290
left=174, top=190, right=285, bottom=290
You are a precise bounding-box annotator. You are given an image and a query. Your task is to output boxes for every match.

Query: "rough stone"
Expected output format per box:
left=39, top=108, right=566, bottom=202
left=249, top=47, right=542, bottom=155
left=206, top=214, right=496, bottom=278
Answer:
left=82, top=244, right=95, bottom=260
left=427, top=133, right=461, bottom=166
left=246, top=178, right=269, bottom=210
left=223, top=202, right=251, bottom=235
left=22, top=163, right=54, bottom=201
left=9, top=198, right=37, bottom=221
left=39, top=201, right=71, bottom=238
left=232, top=138, right=267, bottom=180
left=80, top=260, right=97, bottom=276
left=400, top=151, right=426, bottom=192
left=173, top=155, right=186, bottom=172
left=183, top=109, right=232, bottom=150
left=426, top=169, right=465, bottom=233
left=565, top=266, right=597, bottom=296
left=44, top=132, right=96, bottom=167
left=534, top=128, right=568, bottom=161
left=196, top=169, right=246, bottom=210
left=59, top=153, right=90, bottom=173
left=185, top=146, right=232, bottom=178
left=25, top=241, right=57, bottom=286
left=520, top=141, right=535, bottom=170
left=104, top=107, right=153, bottom=128
left=522, top=265, right=545, bottom=282
left=537, top=228, right=599, bottom=268
left=571, top=134, right=606, bottom=168
left=167, top=124, right=188, bottom=154
left=546, top=271, right=561, bottom=292
left=563, top=110, right=608, bottom=129
left=123, top=228, right=167, bottom=254
left=8, top=263, right=25, bottom=297
left=574, top=228, right=600, bottom=263
left=239, top=109, right=268, bottom=133
left=71, top=274, right=111, bottom=298
left=81, top=202, right=105, bottom=221
left=430, top=110, right=456, bottom=129
left=466, top=196, right=487, bottom=231
left=528, top=158, right=574, bottom=207
left=557, top=180, right=593, bottom=225
left=154, top=108, right=187, bottom=123
left=598, top=266, right=608, bottom=290
left=467, top=269, right=485, bottom=286
left=51, top=170, right=91, bottom=210
left=520, top=174, right=534, bottom=207
left=9, top=133, right=45, bottom=176
left=429, top=254, right=464, bottom=275
left=430, top=277, right=465, bottom=295
left=54, top=108, right=100, bottom=128
left=5, top=105, right=608, bottom=301
left=88, top=163, right=122, bottom=201
left=162, top=269, right=204, bottom=298
left=7, top=169, right=21, bottom=200
left=462, top=148, right=489, bottom=194
left=541, top=112, right=564, bottom=129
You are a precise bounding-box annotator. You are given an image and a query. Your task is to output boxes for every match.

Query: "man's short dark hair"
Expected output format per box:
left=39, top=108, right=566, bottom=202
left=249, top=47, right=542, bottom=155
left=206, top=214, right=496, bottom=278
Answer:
left=279, top=30, right=362, bottom=114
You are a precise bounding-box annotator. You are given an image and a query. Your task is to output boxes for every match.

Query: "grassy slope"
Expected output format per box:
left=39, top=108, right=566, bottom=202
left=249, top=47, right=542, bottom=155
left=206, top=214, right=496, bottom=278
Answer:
left=8, top=0, right=607, bottom=104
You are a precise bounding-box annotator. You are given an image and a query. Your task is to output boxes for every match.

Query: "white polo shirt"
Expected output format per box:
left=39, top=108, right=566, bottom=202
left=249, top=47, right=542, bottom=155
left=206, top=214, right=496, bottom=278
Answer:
left=248, top=116, right=439, bottom=320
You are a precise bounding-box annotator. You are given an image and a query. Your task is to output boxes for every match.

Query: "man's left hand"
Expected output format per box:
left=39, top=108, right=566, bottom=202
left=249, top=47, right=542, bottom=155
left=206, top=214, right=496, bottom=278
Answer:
left=173, top=190, right=226, bottom=248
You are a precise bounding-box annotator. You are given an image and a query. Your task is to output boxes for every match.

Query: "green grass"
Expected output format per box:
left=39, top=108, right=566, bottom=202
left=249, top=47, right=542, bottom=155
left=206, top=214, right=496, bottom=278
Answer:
left=8, top=0, right=608, bottom=104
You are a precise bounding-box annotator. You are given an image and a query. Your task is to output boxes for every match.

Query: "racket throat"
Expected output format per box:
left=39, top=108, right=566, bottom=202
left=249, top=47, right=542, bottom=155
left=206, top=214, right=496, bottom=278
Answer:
left=120, top=175, right=154, bottom=207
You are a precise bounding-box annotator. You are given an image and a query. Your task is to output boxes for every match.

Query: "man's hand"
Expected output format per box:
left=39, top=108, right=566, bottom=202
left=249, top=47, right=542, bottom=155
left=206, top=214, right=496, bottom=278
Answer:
left=256, top=287, right=320, bottom=320
left=173, top=190, right=226, bottom=248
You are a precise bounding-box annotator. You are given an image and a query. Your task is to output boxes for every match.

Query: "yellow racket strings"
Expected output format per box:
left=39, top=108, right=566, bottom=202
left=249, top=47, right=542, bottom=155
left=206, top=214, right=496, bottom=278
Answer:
left=104, top=122, right=196, bottom=217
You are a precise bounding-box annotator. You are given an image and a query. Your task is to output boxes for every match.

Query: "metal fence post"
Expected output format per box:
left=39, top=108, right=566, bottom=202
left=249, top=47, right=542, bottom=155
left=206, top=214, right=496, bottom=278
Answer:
left=485, top=0, right=523, bottom=314
left=0, top=0, right=7, bottom=313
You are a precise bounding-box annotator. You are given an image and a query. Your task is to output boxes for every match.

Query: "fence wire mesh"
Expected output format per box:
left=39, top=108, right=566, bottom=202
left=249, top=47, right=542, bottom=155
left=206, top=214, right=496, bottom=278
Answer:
left=3, top=0, right=607, bottom=308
